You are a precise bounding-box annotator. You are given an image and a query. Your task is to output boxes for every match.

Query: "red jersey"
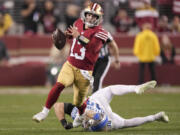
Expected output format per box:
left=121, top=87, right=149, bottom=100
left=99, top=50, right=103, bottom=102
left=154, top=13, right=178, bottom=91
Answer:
left=68, top=18, right=108, bottom=70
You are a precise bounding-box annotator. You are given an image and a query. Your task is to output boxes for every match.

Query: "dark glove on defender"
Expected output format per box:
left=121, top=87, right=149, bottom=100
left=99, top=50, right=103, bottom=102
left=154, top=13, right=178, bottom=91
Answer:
left=60, top=119, right=73, bottom=130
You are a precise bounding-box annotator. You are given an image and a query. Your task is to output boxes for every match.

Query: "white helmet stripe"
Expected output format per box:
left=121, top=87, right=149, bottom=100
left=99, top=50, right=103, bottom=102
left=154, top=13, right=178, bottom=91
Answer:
left=92, top=3, right=97, bottom=11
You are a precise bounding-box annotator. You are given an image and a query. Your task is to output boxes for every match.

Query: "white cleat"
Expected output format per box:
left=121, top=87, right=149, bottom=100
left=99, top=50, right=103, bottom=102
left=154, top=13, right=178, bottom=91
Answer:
left=32, top=112, right=48, bottom=123
left=157, top=111, right=169, bottom=123
left=135, top=80, right=157, bottom=94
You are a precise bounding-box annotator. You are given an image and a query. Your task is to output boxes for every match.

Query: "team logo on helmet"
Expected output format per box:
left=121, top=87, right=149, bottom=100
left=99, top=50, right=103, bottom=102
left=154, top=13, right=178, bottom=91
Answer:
left=81, top=3, right=103, bottom=27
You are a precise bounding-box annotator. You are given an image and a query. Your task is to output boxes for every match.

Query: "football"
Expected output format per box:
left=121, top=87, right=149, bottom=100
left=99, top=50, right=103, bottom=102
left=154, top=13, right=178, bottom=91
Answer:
left=52, top=28, right=66, bottom=50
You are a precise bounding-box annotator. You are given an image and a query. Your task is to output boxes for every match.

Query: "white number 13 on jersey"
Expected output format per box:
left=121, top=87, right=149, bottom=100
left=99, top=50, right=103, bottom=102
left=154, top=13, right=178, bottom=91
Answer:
left=70, top=38, right=86, bottom=60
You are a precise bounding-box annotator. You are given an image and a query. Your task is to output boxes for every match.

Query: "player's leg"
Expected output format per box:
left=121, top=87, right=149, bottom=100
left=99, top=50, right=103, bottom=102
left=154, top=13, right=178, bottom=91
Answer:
left=92, top=57, right=110, bottom=93
left=109, top=112, right=125, bottom=130
left=45, top=62, right=74, bottom=108
left=73, top=69, right=92, bottom=107
left=111, top=111, right=169, bottom=130
left=91, top=80, right=157, bottom=104
left=33, top=62, right=74, bottom=122
left=73, top=84, right=89, bottom=107
left=122, top=111, right=169, bottom=128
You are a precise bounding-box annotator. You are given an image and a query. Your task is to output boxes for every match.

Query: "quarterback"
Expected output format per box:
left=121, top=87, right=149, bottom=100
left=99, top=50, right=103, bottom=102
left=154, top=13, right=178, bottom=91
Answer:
left=54, top=80, right=169, bottom=131
left=33, top=3, right=110, bottom=122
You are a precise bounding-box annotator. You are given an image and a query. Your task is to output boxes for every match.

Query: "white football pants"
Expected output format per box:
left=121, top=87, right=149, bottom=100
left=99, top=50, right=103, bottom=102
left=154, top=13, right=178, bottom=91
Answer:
left=89, top=84, right=159, bottom=130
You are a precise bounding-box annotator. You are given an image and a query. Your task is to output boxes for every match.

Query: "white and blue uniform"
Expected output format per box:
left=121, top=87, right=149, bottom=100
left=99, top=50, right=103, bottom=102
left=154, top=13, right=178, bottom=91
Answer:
left=71, top=84, right=139, bottom=131
left=71, top=82, right=164, bottom=131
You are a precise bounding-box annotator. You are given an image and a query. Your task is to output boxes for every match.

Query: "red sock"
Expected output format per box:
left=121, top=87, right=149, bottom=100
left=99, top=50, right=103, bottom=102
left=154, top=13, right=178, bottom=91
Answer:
left=78, top=98, right=88, bottom=115
left=45, top=82, right=65, bottom=109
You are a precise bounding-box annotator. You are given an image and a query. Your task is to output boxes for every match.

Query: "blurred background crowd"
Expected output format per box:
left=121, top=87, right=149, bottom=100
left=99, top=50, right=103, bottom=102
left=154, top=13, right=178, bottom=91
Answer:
left=1, top=0, right=180, bottom=36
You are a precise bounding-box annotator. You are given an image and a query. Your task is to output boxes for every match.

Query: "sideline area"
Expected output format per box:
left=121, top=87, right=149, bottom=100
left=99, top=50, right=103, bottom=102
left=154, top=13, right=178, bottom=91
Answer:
left=0, top=86, right=180, bottom=94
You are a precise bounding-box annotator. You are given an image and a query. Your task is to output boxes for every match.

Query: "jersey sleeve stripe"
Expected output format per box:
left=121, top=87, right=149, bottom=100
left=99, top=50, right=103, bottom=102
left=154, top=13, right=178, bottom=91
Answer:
left=95, top=35, right=107, bottom=41
left=98, top=32, right=108, bottom=37
left=95, top=33, right=108, bottom=39
left=97, top=33, right=108, bottom=38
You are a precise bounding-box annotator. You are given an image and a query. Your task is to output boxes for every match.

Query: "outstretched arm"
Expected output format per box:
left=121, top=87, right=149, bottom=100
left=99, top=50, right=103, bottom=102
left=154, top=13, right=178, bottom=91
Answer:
left=54, top=102, right=65, bottom=120
left=54, top=102, right=73, bottom=130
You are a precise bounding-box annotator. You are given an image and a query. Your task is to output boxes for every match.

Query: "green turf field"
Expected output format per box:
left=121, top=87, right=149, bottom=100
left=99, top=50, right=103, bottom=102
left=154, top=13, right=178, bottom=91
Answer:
left=0, top=90, right=180, bottom=135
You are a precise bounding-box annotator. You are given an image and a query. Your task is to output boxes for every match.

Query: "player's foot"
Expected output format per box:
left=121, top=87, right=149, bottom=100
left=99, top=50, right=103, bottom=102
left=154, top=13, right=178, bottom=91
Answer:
left=157, top=111, right=169, bottom=123
left=135, top=80, right=157, bottom=94
left=32, top=111, right=48, bottom=123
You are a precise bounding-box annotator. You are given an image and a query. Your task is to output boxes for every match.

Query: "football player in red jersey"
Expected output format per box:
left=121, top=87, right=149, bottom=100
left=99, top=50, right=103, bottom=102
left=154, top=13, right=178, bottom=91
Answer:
left=33, top=3, right=110, bottom=122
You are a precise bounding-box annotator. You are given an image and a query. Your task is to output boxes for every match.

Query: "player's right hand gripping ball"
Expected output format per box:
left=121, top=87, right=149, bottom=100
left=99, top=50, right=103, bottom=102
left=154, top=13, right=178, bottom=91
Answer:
left=52, top=28, right=66, bottom=50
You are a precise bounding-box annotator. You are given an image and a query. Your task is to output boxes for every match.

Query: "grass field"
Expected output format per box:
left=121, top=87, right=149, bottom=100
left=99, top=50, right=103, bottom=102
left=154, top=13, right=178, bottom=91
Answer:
left=0, top=87, right=180, bottom=135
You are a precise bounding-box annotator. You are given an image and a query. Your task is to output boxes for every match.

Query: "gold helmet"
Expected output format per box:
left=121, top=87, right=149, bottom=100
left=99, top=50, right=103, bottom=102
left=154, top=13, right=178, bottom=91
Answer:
left=81, top=3, right=103, bottom=27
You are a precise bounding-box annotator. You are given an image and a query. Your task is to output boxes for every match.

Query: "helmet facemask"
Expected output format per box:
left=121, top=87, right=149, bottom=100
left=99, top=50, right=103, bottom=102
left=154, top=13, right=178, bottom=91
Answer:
left=82, top=110, right=103, bottom=129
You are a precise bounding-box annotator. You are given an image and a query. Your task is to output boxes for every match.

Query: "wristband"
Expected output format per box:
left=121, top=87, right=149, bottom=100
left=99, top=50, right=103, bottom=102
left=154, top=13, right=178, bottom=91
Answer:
left=77, top=35, right=89, bottom=46
left=60, top=119, right=67, bottom=127
left=60, top=119, right=73, bottom=130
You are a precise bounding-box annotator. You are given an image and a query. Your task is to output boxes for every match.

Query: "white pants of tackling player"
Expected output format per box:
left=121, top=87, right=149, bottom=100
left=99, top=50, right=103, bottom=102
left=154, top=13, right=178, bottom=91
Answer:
left=89, top=84, right=158, bottom=130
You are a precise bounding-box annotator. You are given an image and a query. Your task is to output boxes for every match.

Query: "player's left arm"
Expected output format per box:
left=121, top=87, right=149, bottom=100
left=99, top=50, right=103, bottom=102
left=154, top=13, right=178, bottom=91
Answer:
left=106, top=32, right=120, bottom=69
left=108, top=40, right=120, bottom=69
